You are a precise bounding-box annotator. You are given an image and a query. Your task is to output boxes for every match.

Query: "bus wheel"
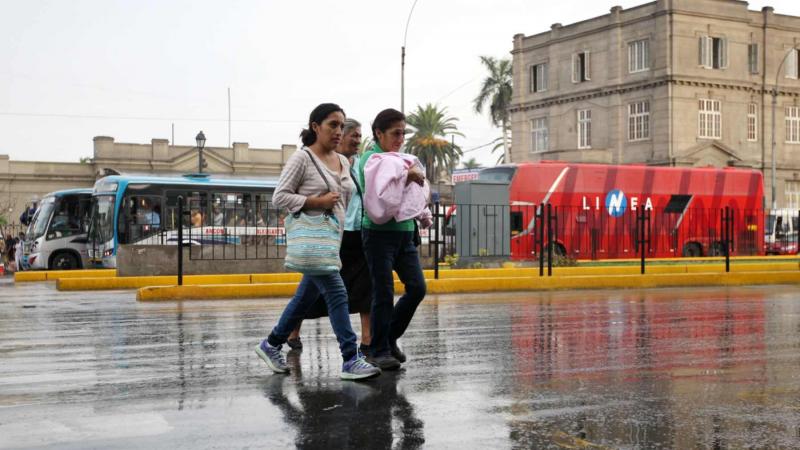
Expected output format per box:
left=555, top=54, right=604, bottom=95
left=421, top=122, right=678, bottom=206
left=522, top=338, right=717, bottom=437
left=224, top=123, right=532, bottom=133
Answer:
left=682, top=243, right=702, bottom=257
left=51, top=252, right=79, bottom=270
left=554, top=243, right=567, bottom=258
left=709, top=242, right=725, bottom=256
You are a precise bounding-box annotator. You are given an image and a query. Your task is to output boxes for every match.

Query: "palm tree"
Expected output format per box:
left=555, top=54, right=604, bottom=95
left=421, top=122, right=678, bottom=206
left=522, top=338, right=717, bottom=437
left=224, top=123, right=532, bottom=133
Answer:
left=405, top=103, right=463, bottom=181
left=489, top=132, right=512, bottom=165
left=474, top=56, right=513, bottom=163
left=461, top=158, right=482, bottom=170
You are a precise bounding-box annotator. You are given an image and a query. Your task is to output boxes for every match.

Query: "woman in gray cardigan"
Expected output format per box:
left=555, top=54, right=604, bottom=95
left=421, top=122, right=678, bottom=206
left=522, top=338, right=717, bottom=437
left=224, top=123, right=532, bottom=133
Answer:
left=255, top=103, right=380, bottom=381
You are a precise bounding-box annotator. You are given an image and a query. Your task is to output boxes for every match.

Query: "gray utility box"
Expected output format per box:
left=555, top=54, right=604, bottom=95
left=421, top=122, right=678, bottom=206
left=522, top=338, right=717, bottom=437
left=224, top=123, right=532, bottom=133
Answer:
left=453, top=180, right=511, bottom=258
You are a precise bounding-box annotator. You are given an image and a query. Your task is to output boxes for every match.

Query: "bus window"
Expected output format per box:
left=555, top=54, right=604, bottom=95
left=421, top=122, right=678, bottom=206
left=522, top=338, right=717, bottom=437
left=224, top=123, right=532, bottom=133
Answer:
left=510, top=211, right=523, bottom=235
left=48, top=195, right=84, bottom=239
left=213, top=192, right=247, bottom=226
left=664, top=195, right=693, bottom=214
left=165, top=191, right=208, bottom=229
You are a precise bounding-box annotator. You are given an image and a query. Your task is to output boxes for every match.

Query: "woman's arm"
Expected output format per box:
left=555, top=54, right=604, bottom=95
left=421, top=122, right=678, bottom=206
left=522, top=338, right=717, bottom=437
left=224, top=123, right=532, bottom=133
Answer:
left=272, top=153, right=307, bottom=213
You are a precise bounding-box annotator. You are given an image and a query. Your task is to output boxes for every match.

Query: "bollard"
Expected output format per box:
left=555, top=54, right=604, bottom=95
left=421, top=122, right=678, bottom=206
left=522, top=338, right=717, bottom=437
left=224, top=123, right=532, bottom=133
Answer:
left=638, top=207, right=649, bottom=274
left=177, top=195, right=184, bottom=286
left=538, top=204, right=545, bottom=277
left=547, top=203, right=553, bottom=277
left=724, top=207, right=732, bottom=273
left=434, top=201, right=440, bottom=280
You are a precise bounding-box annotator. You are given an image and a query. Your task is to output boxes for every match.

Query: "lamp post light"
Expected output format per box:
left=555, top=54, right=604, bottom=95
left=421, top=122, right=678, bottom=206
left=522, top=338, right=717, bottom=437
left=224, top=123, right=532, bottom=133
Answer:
left=771, top=46, right=798, bottom=210
left=400, top=0, right=419, bottom=115
left=196, top=131, right=206, bottom=174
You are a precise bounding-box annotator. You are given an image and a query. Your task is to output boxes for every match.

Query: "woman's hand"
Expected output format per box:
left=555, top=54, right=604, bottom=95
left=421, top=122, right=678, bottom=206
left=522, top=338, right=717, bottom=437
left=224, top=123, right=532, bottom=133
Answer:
left=406, top=167, right=425, bottom=186
left=306, top=192, right=341, bottom=210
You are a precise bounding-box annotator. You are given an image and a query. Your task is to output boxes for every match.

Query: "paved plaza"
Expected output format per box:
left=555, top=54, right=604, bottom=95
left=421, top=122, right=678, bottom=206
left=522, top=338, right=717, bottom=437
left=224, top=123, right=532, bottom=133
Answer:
left=1, top=278, right=800, bottom=448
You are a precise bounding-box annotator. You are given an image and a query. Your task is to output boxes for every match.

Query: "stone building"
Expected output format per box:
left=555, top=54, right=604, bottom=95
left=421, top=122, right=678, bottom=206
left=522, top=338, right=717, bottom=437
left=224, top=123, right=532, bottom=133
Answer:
left=0, top=137, right=296, bottom=226
left=509, top=0, right=800, bottom=208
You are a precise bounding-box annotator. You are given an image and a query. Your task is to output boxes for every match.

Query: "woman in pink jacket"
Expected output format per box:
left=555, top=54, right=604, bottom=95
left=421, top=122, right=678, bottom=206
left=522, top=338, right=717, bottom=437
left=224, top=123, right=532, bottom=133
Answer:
left=357, top=108, right=426, bottom=371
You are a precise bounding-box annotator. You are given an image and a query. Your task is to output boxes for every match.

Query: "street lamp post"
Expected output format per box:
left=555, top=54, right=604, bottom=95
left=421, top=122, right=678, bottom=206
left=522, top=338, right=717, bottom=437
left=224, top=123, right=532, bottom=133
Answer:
left=771, top=46, right=798, bottom=210
left=196, top=131, right=206, bottom=174
left=401, top=0, right=419, bottom=115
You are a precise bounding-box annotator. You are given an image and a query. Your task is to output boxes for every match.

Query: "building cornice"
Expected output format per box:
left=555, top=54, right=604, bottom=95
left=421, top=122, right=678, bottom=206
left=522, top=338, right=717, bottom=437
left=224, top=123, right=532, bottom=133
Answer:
left=509, top=76, right=800, bottom=113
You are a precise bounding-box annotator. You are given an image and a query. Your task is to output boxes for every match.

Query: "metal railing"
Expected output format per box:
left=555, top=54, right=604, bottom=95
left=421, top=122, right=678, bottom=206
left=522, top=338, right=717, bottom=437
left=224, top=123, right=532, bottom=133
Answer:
left=162, top=197, right=797, bottom=283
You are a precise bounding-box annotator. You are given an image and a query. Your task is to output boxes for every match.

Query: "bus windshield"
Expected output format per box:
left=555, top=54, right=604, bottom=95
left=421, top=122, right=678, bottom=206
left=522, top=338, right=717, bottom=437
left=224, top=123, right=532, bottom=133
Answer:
left=30, top=197, right=55, bottom=239
left=478, top=167, right=517, bottom=183
left=89, top=195, right=116, bottom=243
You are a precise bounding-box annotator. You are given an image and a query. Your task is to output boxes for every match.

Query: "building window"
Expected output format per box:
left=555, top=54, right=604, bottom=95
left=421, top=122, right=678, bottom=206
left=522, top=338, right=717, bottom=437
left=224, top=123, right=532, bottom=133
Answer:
left=628, top=101, right=650, bottom=141
left=530, top=63, right=548, bottom=93
left=748, top=44, right=759, bottom=74
left=786, top=181, right=800, bottom=210
left=530, top=117, right=548, bottom=152
left=572, top=51, right=591, bottom=83
left=786, top=106, right=800, bottom=144
left=785, top=48, right=800, bottom=79
left=747, top=103, right=758, bottom=141
left=698, top=99, right=721, bottom=139
left=699, top=36, right=727, bottom=69
left=628, top=39, right=650, bottom=73
left=577, top=109, right=592, bottom=149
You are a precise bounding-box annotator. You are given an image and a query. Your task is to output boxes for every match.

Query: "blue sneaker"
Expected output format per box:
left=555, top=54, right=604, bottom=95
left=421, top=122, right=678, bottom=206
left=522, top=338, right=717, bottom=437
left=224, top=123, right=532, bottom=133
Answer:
left=255, top=340, right=289, bottom=373
left=341, top=352, right=381, bottom=381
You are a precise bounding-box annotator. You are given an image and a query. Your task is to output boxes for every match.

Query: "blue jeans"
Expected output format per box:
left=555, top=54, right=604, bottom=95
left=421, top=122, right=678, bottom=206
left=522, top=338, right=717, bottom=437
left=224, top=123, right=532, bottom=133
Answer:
left=362, top=229, right=427, bottom=357
left=267, top=273, right=358, bottom=361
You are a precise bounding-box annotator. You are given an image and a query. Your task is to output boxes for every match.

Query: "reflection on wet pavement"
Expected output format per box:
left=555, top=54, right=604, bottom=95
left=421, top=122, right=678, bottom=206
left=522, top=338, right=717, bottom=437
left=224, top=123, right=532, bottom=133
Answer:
left=1, top=278, right=799, bottom=448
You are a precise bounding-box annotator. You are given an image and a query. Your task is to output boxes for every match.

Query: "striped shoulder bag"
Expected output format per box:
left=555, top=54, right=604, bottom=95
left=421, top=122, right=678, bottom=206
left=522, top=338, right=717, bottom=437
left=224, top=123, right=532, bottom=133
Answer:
left=284, top=149, right=342, bottom=275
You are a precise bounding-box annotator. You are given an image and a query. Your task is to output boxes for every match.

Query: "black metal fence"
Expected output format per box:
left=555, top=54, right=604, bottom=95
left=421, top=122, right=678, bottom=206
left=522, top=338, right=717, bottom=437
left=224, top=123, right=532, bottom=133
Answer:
left=161, top=197, right=797, bottom=283
left=424, top=203, right=772, bottom=261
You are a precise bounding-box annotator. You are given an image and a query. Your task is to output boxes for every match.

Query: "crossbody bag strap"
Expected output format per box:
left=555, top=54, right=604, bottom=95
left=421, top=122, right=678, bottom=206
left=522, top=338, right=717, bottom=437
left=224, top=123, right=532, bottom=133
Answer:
left=302, top=148, right=334, bottom=215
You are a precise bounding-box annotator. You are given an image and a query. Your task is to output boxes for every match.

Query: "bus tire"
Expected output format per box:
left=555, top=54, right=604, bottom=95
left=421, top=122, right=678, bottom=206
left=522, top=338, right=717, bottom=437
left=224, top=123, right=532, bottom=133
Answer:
left=709, top=242, right=725, bottom=256
left=50, top=252, right=80, bottom=270
left=554, top=243, right=567, bottom=258
left=682, top=243, right=702, bottom=257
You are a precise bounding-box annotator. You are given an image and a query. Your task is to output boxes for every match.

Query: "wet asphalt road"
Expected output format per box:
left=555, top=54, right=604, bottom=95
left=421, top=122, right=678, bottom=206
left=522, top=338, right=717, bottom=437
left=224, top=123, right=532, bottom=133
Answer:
left=1, top=277, right=800, bottom=449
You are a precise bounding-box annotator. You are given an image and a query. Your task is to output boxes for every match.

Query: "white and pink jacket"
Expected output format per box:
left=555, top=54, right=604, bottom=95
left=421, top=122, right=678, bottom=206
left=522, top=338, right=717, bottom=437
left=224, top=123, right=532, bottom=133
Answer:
left=363, top=152, right=433, bottom=228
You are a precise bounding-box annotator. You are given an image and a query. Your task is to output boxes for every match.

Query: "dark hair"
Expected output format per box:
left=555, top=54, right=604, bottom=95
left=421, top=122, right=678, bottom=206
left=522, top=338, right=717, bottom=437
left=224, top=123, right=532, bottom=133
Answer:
left=300, top=103, right=345, bottom=146
left=371, top=108, right=405, bottom=141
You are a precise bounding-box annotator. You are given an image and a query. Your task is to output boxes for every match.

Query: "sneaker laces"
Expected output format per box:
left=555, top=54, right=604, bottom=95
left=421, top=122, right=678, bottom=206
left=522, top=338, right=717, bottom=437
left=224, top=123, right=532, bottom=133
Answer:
left=267, top=344, right=286, bottom=366
left=350, top=353, right=375, bottom=371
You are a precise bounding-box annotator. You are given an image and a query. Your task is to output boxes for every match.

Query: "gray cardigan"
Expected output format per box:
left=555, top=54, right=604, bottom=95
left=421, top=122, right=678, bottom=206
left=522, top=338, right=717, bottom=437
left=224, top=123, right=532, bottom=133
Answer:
left=273, top=147, right=354, bottom=234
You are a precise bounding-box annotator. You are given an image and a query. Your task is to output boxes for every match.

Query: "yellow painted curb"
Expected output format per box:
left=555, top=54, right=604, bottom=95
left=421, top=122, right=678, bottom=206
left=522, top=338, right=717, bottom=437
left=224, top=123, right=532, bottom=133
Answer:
left=57, top=273, right=253, bottom=291
left=424, top=272, right=800, bottom=294
left=14, top=269, right=116, bottom=282
left=137, top=271, right=800, bottom=301
left=137, top=283, right=298, bottom=301
left=58, top=263, right=800, bottom=291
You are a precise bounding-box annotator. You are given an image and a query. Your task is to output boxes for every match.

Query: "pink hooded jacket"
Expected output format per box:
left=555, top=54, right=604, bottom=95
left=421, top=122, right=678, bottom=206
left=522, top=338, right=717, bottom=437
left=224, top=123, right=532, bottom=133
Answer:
left=363, top=152, right=433, bottom=228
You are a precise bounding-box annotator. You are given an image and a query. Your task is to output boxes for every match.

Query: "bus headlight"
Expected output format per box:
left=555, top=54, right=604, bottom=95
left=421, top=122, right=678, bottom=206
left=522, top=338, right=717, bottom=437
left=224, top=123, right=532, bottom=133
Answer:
left=746, top=224, right=758, bottom=232
left=103, top=249, right=114, bottom=257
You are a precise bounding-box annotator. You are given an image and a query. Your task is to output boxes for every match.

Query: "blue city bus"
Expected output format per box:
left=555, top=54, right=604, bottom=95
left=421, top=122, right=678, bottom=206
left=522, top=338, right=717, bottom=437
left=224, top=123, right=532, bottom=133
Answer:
left=24, top=188, right=94, bottom=270
left=88, top=173, right=280, bottom=268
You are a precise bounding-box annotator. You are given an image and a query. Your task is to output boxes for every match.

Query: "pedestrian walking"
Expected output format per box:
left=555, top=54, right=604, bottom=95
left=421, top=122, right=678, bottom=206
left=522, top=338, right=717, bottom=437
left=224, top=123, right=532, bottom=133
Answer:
left=255, top=103, right=380, bottom=380
left=286, top=118, right=374, bottom=353
left=358, top=108, right=427, bottom=371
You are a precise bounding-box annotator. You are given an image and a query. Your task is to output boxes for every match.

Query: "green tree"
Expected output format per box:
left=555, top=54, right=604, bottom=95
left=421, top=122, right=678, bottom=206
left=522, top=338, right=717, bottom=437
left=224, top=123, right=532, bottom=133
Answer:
left=405, top=103, right=463, bottom=181
left=489, top=132, right=512, bottom=165
left=461, top=157, right=482, bottom=170
left=474, top=56, right=512, bottom=163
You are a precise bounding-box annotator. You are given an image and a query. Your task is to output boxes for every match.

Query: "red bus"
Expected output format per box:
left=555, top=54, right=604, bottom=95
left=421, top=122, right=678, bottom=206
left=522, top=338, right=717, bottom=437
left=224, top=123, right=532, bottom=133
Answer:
left=478, top=162, right=764, bottom=260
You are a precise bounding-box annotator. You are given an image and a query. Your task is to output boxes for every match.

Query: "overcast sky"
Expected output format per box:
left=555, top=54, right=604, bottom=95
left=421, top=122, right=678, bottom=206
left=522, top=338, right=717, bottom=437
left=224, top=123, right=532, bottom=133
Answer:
left=1, top=0, right=798, bottom=167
